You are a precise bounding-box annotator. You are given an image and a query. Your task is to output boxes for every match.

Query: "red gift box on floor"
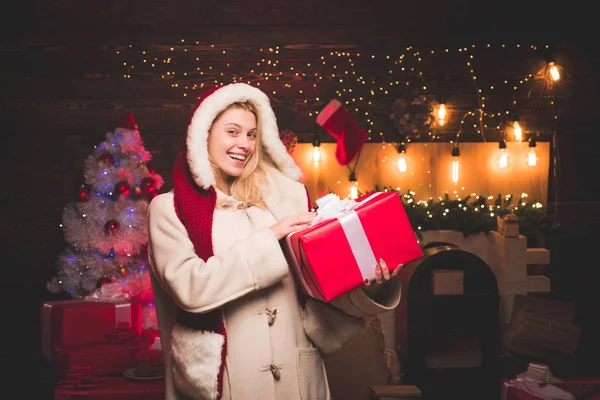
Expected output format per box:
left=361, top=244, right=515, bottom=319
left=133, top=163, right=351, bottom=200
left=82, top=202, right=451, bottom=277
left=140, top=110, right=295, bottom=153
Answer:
left=55, top=376, right=164, bottom=400
left=502, top=379, right=600, bottom=400
left=97, top=299, right=143, bottom=337
left=41, top=299, right=143, bottom=362
left=54, top=343, right=140, bottom=378
left=82, top=283, right=143, bottom=336
left=284, top=191, right=423, bottom=302
left=501, top=363, right=600, bottom=400
left=41, top=300, right=116, bottom=362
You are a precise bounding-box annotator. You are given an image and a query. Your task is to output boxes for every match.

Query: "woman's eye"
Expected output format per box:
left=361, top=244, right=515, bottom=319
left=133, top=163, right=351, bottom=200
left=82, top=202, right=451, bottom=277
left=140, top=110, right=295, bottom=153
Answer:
left=248, top=132, right=257, bottom=138
left=228, top=130, right=238, bottom=135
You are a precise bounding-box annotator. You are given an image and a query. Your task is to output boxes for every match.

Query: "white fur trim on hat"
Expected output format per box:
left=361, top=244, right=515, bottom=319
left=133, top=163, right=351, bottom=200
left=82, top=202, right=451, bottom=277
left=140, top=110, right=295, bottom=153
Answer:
left=187, top=83, right=302, bottom=189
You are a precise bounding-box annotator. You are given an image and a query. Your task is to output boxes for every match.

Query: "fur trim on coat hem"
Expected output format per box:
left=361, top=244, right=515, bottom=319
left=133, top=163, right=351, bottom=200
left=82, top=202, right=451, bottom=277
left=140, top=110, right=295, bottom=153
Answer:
left=171, top=323, right=225, bottom=400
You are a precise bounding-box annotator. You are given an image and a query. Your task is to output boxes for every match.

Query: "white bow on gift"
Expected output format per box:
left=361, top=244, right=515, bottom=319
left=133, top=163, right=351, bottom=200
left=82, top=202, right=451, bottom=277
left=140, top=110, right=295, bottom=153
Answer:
left=310, top=193, right=361, bottom=226
left=502, top=363, right=574, bottom=400
left=84, top=282, right=131, bottom=302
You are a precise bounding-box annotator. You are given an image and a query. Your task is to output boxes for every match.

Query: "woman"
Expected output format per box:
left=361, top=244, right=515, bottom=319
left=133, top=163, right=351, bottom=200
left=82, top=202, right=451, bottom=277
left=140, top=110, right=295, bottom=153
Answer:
left=147, top=83, right=402, bottom=400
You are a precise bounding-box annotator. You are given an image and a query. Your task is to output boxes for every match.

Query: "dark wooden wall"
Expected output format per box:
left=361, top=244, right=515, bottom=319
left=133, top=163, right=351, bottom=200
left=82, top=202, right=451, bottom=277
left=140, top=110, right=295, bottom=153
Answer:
left=0, top=0, right=598, bottom=394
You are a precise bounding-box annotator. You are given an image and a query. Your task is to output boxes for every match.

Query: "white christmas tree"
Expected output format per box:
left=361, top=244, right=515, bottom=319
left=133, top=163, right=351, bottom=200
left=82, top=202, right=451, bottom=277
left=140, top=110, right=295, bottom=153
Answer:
left=47, top=113, right=164, bottom=303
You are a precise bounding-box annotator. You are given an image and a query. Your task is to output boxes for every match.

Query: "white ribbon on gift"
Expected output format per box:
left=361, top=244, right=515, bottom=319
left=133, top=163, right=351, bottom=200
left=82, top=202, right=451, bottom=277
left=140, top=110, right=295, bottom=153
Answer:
left=501, top=363, right=574, bottom=400
left=84, top=282, right=131, bottom=302
left=84, top=282, right=136, bottom=330
left=287, top=192, right=383, bottom=298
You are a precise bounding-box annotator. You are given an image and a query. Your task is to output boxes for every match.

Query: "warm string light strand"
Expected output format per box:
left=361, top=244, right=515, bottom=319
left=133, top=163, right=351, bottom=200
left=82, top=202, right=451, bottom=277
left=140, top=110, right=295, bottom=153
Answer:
left=116, top=42, right=562, bottom=198
left=116, top=42, right=558, bottom=136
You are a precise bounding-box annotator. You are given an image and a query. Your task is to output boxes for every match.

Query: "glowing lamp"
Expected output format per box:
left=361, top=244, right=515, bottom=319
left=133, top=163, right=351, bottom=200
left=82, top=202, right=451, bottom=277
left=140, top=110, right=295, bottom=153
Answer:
left=451, top=146, right=460, bottom=183
left=312, top=136, right=321, bottom=167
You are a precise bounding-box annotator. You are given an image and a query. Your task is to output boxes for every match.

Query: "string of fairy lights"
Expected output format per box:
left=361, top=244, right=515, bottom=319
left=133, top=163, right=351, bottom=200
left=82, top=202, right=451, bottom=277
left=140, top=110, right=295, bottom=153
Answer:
left=115, top=42, right=563, bottom=204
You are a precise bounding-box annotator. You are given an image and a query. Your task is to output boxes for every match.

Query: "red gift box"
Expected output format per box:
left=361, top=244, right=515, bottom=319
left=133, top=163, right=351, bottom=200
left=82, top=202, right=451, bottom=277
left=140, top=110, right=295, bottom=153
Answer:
left=55, top=376, right=164, bottom=400
left=103, top=299, right=143, bottom=336
left=501, top=378, right=600, bottom=400
left=54, top=343, right=140, bottom=377
left=41, top=299, right=143, bottom=362
left=41, top=300, right=117, bottom=362
left=284, top=191, right=423, bottom=302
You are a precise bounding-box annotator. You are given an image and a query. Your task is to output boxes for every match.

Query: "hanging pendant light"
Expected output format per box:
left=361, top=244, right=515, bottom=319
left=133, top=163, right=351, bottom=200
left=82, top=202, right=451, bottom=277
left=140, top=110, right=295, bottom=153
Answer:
left=396, top=143, right=407, bottom=173
left=451, top=145, right=460, bottom=183
left=312, top=135, right=321, bottom=167
left=527, top=137, right=538, bottom=167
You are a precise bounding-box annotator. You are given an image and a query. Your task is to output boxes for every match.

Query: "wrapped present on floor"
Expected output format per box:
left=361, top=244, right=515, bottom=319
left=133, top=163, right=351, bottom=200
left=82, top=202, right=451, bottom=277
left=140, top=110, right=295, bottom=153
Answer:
left=84, top=283, right=143, bottom=336
left=502, top=363, right=575, bottom=400
left=284, top=192, right=423, bottom=302
left=41, top=296, right=143, bottom=363
left=41, top=300, right=117, bottom=362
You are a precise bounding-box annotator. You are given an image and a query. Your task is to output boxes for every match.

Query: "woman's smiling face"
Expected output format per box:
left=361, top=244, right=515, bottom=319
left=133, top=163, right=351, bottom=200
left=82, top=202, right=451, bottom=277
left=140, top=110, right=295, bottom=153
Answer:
left=207, top=106, right=258, bottom=183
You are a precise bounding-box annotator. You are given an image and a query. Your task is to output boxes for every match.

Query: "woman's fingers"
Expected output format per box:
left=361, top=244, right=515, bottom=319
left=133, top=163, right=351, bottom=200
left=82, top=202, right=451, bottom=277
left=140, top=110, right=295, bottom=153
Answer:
left=375, top=263, right=383, bottom=284
left=379, top=258, right=391, bottom=281
left=293, top=212, right=316, bottom=226
left=391, top=263, right=403, bottom=277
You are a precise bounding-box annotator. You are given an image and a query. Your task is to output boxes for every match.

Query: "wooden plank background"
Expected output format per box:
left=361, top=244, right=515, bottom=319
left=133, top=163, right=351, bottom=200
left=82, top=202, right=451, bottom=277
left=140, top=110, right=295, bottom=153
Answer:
left=0, top=1, right=599, bottom=395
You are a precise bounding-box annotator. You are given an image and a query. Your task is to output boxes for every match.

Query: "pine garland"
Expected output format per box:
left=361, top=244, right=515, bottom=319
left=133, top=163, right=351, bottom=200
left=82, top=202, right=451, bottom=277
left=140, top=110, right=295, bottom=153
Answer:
left=380, top=187, right=559, bottom=239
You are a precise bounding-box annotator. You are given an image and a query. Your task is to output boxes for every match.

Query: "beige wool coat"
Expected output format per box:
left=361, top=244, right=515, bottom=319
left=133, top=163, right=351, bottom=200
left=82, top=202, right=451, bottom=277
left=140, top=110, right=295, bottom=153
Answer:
left=148, top=165, right=402, bottom=400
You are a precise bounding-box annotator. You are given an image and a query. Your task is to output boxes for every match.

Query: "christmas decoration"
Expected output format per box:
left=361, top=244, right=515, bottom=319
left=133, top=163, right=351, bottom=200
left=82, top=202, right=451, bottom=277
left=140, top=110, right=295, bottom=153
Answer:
left=99, top=152, right=115, bottom=165
left=47, top=113, right=164, bottom=314
left=389, top=88, right=434, bottom=139
left=78, top=185, right=90, bottom=202
left=279, top=129, right=298, bottom=155
left=379, top=188, right=557, bottom=241
left=316, top=99, right=368, bottom=165
left=140, top=177, right=156, bottom=194
left=114, top=180, right=131, bottom=198
left=103, top=219, right=121, bottom=236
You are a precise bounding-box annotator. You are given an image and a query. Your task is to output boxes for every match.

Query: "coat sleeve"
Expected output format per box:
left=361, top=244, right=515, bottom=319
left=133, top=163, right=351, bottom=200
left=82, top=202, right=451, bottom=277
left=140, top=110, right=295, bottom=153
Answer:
left=301, top=277, right=402, bottom=355
left=147, top=193, right=290, bottom=314
left=328, top=275, right=402, bottom=318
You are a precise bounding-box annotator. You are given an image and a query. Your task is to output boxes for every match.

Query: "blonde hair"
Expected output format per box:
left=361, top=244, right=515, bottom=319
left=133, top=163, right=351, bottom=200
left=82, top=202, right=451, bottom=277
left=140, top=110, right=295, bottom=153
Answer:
left=209, top=100, right=272, bottom=208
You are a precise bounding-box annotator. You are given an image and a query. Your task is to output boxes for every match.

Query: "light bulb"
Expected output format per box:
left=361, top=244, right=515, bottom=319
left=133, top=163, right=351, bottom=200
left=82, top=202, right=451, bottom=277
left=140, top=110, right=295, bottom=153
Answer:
left=312, top=136, right=321, bottom=167
left=451, top=146, right=460, bottom=183
left=513, top=121, right=522, bottom=141
left=527, top=148, right=537, bottom=167
left=397, top=155, right=407, bottom=172
left=312, top=147, right=321, bottom=167
left=548, top=62, right=561, bottom=81
left=452, top=159, right=459, bottom=183
left=437, top=103, right=447, bottom=126
left=396, top=143, right=407, bottom=172
left=498, top=149, right=509, bottom=168
left=527, top=137, right=538, bottom=167
left=496, top=139, right=510, bottom=169
left=349, top=185, right=358, bottom=200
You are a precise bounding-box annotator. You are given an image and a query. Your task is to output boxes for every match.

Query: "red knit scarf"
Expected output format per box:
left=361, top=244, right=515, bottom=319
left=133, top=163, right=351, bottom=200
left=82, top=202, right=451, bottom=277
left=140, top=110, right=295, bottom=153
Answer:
left=172, top=153, right=227, bottom=399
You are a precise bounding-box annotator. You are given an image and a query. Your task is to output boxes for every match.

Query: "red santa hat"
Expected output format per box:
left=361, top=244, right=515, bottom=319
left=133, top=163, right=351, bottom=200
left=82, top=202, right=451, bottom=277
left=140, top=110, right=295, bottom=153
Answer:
left=186, top=83, right=302, bottom=189
left=316, top=99, right=368, bottom=165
